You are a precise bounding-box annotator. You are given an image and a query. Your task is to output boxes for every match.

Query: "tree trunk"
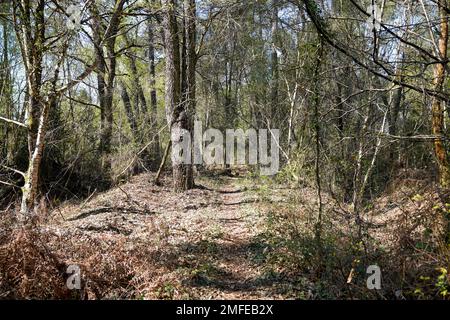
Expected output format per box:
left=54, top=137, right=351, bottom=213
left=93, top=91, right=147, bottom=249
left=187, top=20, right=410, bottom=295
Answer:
left=183, top=0, right=197, bottom=189
left=12, top=0, right=96, bottom=213
left=120, top=81, right=138, bottom=136
left=270, top=0, right=279, bottom=127
left=431, top=0, right=449, bottom=190
left=162, top=0, right=194, bottom=192
left=123, top=33, right=147, bottom=117
left=92, top=1, right=126, bottom=182
left=1, top=11, right=14, bottom=165
left=21, top=101, right=50, bottom=213
left=26, top=0, right=45, bottom=157
left=147, top=14, right=161, bottom=169
left=92, top=7, right=110, bottom=178
left=12, top=0, right=46, bottom=214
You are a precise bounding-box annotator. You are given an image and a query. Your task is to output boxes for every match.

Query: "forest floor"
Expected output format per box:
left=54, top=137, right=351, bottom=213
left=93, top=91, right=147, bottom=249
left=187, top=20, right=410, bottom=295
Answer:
left=43, top=171, right=303, bottom=299
left=1, top=169, right=447, bottom=299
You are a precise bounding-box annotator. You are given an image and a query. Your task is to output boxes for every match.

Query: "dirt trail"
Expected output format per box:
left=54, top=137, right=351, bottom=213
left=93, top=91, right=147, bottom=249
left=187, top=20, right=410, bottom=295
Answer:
left=50, top=173, right=296, bottom=299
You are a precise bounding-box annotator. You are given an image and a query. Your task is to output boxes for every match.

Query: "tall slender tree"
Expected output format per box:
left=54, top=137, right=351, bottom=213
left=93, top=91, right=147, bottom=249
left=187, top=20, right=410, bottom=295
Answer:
left=431, top=0, right=449, bottom=190
left=92, top=0, right=127, bottom=182
left=162, top=0, right=195, bottom=191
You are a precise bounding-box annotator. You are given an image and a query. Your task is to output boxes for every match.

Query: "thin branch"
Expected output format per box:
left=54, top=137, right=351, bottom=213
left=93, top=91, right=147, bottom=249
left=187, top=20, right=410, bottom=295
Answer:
left=2, top=165, right=26, bottom=177
left=0, top=180, right=20, bottom=188
left=374, top=133, right=449, bottom=141
left=0, top=116, right=27, bottom=128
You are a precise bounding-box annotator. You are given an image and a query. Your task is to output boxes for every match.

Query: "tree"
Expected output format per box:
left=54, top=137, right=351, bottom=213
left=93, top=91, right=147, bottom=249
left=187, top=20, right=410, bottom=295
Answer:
left=300, top=0, right=450, bottom=192
left=0, top=2, right=15, bottom=166
left=269, top=0, right=279, bottom=128
left=5, top=0, right=116, bottom=213
left=162, top=0, right=196, bottom=192
left=147, top=10, right=161, bottom=167
left=91, top=0, right=127, bottom=182
left=431, top=0, right=449, bottom=190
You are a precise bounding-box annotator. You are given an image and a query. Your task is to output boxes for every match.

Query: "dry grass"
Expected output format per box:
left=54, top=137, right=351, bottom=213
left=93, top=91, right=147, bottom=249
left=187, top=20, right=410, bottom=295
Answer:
left=253, top=171, right=450, bottom=299
left=0, top=171, right=448, bottom=300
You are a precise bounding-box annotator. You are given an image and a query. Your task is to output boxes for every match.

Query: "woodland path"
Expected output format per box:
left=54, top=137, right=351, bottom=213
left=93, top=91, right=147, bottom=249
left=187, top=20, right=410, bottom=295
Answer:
left=52, top=172, right=298, bottom=299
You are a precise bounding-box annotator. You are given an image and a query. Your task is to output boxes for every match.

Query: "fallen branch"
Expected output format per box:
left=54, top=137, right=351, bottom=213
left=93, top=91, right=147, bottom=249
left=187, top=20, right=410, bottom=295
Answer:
left=77, top=224, right=132, bottom=235
left=154, top=140, right=172, bottom=186
left=67, top=206, right=157, bottom=221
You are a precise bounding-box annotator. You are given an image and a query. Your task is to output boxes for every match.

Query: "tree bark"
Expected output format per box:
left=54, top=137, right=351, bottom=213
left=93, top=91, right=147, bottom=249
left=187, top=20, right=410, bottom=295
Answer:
left=21, top=100, right=51, bottom=213
left=120, top=81, right=138, bottom=136
left=183, top=0, right=197, bottom=189
left=269, top=0, right=279, bottom=127
left=92, top=0, right=126, bottom=182
left=123, top=33, right=147, bottom=117
left=431, top=0, right=449, bottom=190
left=12, top=0, right=46, bottom=214
left=0, top=9, right=14, bottom=165
left=147, top=13, right=161, bottom=169
left=162, top=0, right=194, bottom=192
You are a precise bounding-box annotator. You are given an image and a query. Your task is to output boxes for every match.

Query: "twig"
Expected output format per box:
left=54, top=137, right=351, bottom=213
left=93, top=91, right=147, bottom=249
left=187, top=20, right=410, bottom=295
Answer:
left=118, top=185, right=142, bottom=208
left=79, top=188, right=97, bottom=212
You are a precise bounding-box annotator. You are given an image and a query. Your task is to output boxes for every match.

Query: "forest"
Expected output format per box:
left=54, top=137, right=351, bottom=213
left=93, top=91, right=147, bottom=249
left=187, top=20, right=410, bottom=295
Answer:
left=0, top=0, right=449, bottom=300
